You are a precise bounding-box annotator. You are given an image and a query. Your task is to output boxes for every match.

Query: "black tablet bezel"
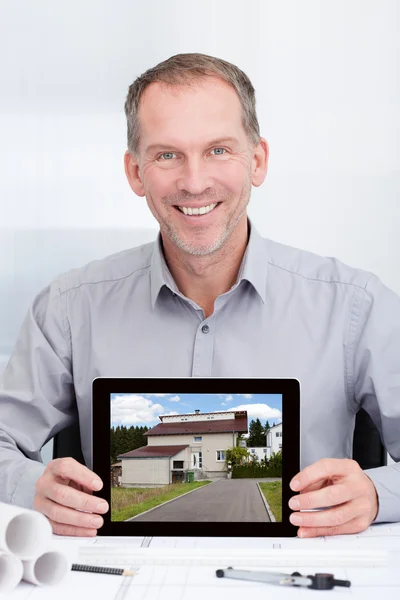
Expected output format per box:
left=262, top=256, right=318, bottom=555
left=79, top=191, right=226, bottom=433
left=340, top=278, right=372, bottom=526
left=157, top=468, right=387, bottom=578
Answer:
left=92, top=377, right=300, bottom=537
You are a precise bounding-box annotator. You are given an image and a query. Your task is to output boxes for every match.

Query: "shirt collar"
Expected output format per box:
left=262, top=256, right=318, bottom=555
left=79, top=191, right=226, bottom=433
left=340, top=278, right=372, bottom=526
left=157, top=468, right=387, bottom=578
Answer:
left=150, top=217, right=267, bottom=309
left=236, top=218, right=267, bottom=303
left=150, top=234, right=178, bottom=308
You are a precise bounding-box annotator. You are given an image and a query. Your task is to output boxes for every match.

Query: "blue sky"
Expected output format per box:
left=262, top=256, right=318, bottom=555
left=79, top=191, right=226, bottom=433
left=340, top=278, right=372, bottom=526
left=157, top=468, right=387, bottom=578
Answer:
left=110, top=392, right=282, bottom=429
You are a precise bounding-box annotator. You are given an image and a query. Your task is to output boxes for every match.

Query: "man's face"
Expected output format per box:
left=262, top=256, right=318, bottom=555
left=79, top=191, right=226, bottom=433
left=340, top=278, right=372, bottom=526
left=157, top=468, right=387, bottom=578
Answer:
left=132, top=77, right=257, bottom=256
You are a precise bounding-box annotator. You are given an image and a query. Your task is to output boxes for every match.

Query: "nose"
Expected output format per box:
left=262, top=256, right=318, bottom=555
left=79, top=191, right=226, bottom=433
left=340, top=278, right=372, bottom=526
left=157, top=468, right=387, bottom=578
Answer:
left=176, top=155, right=214, bottom=196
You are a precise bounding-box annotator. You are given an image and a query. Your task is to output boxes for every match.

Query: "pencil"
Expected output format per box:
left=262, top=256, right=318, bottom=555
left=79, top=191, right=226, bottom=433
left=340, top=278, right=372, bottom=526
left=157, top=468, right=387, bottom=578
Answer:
left=71, top=564, right=135, bottom=576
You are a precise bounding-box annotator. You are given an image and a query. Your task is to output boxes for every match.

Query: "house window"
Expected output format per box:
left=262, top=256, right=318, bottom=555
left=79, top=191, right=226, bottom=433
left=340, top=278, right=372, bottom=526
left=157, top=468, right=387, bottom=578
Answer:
left=263, top=448, right=267, bottom=454
left=173, top=460, right=184, bottom=469
left=199, top=452, right=203, bottom=468
left=193, top=436, right=202, bottom=442
left=216, top=450, right=225, bottom=461
left=279, top=444, right=282, bottom=449
left=276, top=431, right=282, bottom=437
left=250, top=449, right=255, bottom=454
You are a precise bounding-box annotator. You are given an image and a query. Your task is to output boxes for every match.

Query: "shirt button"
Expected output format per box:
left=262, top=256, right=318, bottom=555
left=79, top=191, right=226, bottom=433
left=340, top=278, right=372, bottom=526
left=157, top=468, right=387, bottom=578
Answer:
left=201, top=324, right=210, bottom=334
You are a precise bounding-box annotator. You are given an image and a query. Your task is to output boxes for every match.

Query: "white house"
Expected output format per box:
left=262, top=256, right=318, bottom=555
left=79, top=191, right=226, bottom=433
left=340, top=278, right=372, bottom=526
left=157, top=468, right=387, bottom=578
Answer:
left=239, top=423, right=282, bottom=461
left=117, top=410, right=248, bottom=487
left=266, top=422, right=283, bottom=457
left=246, top=447, right=270, bottom=461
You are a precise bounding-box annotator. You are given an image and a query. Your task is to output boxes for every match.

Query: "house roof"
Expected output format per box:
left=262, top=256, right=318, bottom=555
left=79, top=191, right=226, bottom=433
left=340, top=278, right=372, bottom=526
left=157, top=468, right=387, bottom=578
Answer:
left=111, top=461, right=122, bottom=467
left=159, top=410, right=245, bottom=420
left=146, top=416, right=248, bottom=436
left=267, top=422, right=282, bottom=430
left=118, top=445, right=189, bottom=459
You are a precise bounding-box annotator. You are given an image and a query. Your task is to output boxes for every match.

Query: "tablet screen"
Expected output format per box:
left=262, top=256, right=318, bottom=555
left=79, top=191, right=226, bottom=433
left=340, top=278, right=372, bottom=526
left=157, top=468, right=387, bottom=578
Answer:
left=93, top=378, right=300, bottom=537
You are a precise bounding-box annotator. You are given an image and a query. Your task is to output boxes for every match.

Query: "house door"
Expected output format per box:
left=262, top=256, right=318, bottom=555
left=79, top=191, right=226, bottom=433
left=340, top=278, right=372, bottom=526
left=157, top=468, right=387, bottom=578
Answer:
left=191, top=451, right=202, bottom=469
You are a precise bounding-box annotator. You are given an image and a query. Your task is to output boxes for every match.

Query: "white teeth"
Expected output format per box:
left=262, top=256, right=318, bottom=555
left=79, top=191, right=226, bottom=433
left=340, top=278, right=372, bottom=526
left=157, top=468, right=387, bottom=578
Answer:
left=178, top=203, right=218, bottom=216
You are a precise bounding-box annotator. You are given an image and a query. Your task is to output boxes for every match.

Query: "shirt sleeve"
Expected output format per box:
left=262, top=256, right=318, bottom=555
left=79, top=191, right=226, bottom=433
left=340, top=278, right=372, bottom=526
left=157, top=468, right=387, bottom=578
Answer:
left=352, top=273, right=400, bottom=523
left=0, top=277, right=76, bottom=508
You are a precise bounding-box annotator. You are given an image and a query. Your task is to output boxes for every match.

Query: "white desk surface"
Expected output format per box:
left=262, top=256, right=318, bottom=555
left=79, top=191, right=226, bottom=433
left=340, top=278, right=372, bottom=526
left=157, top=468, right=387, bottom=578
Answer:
left=6, top=522, right=400, bottom=600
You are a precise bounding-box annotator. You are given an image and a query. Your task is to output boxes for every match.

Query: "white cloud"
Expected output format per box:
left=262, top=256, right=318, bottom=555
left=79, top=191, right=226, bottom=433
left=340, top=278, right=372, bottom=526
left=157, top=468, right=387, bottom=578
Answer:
left=168, top=395, right=181, bottom=403
left=111, top=394, right=164, bottom=426
left=221, top=394, right=234, bottom=406
left=230, top=403, right=281, bottom=421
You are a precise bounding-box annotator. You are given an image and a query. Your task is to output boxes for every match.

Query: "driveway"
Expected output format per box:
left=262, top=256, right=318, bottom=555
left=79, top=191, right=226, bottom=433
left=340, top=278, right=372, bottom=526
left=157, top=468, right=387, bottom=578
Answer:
left=128, top=479, right=271, bottom=522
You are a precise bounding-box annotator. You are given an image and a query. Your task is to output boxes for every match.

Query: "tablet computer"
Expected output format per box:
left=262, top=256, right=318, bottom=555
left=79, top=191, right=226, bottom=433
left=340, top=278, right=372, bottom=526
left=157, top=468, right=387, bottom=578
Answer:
left=92, top=377, right=300, bottom=537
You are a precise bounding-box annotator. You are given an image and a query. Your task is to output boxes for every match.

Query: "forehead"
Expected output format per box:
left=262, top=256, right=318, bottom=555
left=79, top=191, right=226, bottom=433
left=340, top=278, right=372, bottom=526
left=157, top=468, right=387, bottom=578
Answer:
left=138, top=76, right=245, bottom=147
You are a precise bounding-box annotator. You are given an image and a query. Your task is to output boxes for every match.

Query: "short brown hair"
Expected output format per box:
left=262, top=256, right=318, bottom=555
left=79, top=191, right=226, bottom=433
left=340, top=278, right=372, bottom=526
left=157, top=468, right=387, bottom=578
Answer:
left=124, top=52, right=260, bottom=156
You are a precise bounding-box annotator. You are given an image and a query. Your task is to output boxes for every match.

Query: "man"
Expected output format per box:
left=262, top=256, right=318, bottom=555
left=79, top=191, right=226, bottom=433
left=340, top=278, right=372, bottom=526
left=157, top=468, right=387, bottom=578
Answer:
left=0, top=53, right=399, bottom=538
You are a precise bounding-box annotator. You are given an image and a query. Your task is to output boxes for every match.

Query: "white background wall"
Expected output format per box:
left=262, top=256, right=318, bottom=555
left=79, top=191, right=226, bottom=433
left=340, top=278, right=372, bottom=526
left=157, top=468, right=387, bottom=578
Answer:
left=0, top=0, right=398, bottom=468
left=0, top=0, right=399, bottom=295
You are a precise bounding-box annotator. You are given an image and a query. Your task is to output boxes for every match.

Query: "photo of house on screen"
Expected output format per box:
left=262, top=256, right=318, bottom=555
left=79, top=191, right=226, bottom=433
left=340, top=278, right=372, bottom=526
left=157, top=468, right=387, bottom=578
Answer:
left=117, top=409, right=282, bottom=487
left=111, top=393, right=283, bottom=522
left=246, top=422, right=283, bottom=462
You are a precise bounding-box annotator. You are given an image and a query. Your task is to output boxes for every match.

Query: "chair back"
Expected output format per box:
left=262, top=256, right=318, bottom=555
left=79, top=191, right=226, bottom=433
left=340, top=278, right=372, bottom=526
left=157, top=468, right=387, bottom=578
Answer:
left=52, top=421, right=85, bottom=464
left=352, top=407, right=387, bottom=469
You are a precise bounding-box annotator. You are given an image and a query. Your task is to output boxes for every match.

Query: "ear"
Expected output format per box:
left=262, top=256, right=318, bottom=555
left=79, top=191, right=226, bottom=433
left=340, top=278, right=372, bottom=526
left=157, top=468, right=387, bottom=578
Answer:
left=251, top=137, right=269, bottom=187
left=124, top=150, right=145, bottom=197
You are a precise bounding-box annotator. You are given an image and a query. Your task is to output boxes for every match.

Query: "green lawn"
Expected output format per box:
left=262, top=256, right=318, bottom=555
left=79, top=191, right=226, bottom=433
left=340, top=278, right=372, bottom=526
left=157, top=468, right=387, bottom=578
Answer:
left=111, top=481, right=211, bottom=521
left=259, top=481, right=282, bottom=522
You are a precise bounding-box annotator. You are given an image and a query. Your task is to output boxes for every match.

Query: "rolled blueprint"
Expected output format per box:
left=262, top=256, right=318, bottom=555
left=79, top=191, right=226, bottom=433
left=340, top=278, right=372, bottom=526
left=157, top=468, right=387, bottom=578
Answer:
left=22, top=549, right=71, bottom=586
left=0, top=501, right=52, bottom=560
left=0, top=552, right=23, bottom=593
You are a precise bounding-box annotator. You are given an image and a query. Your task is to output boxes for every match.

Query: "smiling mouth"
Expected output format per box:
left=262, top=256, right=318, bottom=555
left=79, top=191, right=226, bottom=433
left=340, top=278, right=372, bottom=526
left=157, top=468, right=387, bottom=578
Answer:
left=175, top=202, right=220, bottom=216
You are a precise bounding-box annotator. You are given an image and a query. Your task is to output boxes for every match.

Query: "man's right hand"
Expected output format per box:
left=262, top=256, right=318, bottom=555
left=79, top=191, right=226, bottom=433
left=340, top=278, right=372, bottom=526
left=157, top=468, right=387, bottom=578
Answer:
left=34, top=457, right=109, bottom=536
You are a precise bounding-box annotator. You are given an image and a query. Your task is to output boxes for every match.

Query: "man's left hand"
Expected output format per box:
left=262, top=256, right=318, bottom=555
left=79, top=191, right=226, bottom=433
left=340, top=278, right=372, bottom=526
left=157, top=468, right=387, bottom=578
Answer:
left=288, top=458, right=379, bottom=537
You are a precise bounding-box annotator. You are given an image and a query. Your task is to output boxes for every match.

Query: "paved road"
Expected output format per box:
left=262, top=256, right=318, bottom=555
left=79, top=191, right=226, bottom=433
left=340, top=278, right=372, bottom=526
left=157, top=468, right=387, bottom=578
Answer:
left=129, top=479, right=271, bottom=522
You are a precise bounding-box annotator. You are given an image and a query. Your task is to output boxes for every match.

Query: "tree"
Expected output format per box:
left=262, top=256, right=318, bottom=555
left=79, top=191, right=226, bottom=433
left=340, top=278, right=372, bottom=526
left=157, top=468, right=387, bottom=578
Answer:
left=249, top=452, right=260, bottom=465
left=247, top=418, right=266, bottom=446
left=110, top=424, right=150, bottom=463
left=225, top=446, right=250, bottom=467
left=269, top=450, right=282, bottom=471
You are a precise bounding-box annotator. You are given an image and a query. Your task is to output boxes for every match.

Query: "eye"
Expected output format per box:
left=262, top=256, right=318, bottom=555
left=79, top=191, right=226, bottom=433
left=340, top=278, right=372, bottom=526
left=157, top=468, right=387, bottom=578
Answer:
left=158, top=152, right=176, bottom=161
left=211, top=148, right=227, bottom=155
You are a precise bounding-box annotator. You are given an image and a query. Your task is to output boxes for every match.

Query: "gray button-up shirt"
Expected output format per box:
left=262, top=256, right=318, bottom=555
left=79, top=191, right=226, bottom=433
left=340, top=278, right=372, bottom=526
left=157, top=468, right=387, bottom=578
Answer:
left=1, top=221, right=399, bottom=521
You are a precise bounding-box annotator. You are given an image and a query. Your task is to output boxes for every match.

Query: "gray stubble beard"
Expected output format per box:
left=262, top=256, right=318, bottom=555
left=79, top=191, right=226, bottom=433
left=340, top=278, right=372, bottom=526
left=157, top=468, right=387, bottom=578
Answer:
left=164, top=184, right=252, bottom=257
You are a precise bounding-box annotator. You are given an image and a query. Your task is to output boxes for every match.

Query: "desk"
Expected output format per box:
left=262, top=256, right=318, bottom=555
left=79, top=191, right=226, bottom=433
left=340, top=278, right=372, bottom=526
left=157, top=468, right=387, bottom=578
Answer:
left=7, top=523, right=400, bottom=600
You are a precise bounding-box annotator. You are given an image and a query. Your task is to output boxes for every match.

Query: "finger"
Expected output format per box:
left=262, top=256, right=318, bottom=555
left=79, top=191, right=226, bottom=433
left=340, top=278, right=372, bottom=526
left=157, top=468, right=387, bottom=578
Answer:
left=44, top=481, right=109, bottom=515
left=290, top=458, right=360, bottom=492
left=48, top=458, right=104, bottom=492
left=290, top=497, right=364, bottom=529
left=297, top=515, right=372, bottom=538
left=48, top=518, right=98, bottom=537
left=289, top=482, right=355, bottom=511
left=69, top=480, right=94, bottom=494
left=39, top=497, right=105, bottom=530
left=299, top=481, right=329, bottom=494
